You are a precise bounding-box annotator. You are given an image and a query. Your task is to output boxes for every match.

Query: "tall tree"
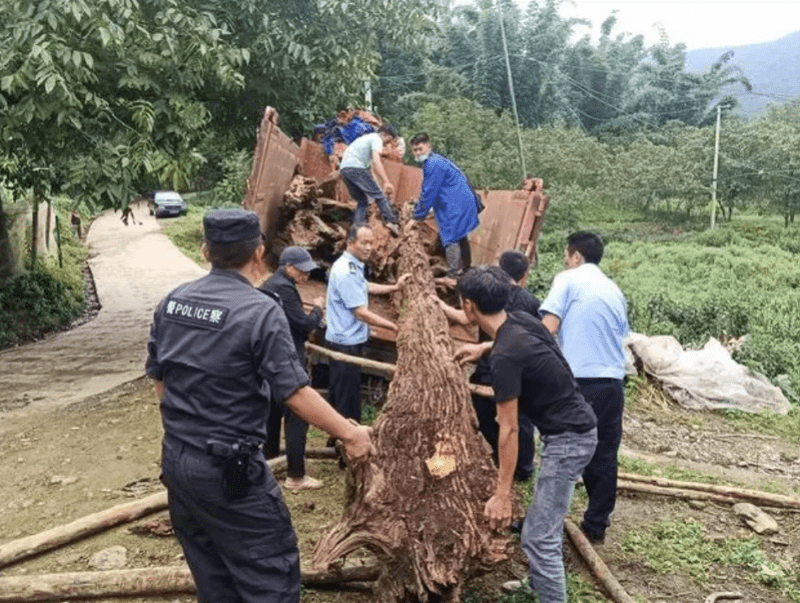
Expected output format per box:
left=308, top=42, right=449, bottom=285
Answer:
left=0, top=0, right=247, bottom=211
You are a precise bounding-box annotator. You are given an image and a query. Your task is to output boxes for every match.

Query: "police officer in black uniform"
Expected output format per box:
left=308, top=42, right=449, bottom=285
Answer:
left=146, top=209, right=374, bottom=603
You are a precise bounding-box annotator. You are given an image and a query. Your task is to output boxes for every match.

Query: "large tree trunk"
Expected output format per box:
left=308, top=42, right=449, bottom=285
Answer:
left=312, top=219, right=512, bottom=602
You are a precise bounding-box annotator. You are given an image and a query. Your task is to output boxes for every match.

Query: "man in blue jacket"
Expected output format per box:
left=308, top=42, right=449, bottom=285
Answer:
left=407, top=132, right=480, bottom=279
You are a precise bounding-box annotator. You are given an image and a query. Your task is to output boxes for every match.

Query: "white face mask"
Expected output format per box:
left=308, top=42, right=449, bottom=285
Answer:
left=414, top=152, right=430, bottom=163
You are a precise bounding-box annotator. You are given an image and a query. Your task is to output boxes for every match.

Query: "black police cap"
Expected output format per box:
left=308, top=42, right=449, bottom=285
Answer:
left=204, top=209, right=261, bottom=244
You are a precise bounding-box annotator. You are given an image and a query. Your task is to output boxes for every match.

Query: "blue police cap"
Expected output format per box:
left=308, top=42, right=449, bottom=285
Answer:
left=203, top=209, right=261, bottom=244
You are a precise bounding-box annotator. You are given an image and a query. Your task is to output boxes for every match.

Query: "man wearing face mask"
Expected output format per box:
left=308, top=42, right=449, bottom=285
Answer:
left=406, top=132, right=480, bottom=279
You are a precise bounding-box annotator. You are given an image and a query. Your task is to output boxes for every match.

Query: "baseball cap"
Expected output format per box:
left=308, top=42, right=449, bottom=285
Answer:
left=279, top=246, right=318, bottom=272
left=204, top=209, right=261, bottom=244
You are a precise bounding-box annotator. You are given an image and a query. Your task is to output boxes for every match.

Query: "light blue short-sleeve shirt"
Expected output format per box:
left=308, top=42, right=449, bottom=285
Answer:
left=325, top=251, right=369, bottom=345
left=339, top=132, right=383, bottom=170
left=540, top=263, right=629, bottom=379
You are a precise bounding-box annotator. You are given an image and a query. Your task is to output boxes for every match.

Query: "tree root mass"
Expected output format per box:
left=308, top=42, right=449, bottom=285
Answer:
left=312, top=214, right=512, bottom=602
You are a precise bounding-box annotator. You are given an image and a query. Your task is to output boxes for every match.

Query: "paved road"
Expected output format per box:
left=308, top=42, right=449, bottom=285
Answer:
left=0, top=202, right=206, bottom=425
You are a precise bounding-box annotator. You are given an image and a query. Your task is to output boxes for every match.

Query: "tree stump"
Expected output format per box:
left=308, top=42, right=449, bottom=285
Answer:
left=312, top=220, right=512, bottom=602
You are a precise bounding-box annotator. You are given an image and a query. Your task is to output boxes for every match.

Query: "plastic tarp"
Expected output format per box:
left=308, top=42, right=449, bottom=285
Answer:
left=626, top=333, right=791, bottom=415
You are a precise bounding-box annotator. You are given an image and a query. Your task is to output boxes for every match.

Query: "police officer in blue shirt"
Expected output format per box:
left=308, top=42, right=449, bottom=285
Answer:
left=146, top=209, right=374, bottom=603
left=325, top=223, right=409, bottom=422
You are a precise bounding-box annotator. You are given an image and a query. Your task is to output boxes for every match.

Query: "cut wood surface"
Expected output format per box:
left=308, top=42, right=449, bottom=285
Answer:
left=0, top=456, right=286, bottom=570
left=619, top=472, right=800, bottom=509
left=564, top=520, right=637, bottom=603
left=312, top=213, right=511, bottom=602
left=306, top=342, right=495, bottom=398
left=0, top=564, right=380, bottom=602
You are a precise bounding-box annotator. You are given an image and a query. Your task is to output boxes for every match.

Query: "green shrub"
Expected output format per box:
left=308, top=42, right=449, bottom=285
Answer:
left=533, top=233, right=800, bottom=398
left=0, top=269, right=80, bottom=347
left=0, top=203, right=88, bottom=348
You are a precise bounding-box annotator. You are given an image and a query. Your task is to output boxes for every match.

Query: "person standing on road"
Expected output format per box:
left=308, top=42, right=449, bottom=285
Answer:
left=325, top=224, right=408, bottom=423
left=146, top=209, right=374, bottom=603
left=406, top=132, right=480, bottom=279
left=540, top=231, right=629, bottom=545
left=454, top=266, right=597, bottom=603
left=435, top=251, right=540, bottom=481
left=339, top=124, right=401, bottom=234
left=259, top=246, right=325, bottom=492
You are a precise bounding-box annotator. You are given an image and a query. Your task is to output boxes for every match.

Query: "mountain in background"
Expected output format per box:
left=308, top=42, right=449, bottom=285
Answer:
left=686, top=30, right=799, bottom=119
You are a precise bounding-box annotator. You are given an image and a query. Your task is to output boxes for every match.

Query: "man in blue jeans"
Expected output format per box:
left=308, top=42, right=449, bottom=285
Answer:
left=540, top=231, right=629, bottom=544
left=338, top=124, right=401, bottom=234
left=454, top=266, right=597, bottom=603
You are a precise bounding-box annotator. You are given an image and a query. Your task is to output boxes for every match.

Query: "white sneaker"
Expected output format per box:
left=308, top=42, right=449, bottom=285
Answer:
left=501, top=579, right=533, bottom=594
left=386, top=222, right=400, bottom=236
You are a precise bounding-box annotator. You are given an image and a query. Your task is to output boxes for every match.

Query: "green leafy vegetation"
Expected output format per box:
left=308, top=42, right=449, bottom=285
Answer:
left=0, top=205, right=86, bottom=348
left=622, top=520, right=800, bottom=601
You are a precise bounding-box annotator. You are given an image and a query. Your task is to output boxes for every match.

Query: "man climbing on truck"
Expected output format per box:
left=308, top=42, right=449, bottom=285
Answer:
left=338, top=124, right=402, bottom=235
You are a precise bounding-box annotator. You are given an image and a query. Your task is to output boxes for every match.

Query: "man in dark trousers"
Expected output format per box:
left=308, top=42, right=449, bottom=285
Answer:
left=324, top=224, right=408, bottom=423
left=435, top=250, right=539, bottom=480
left=259, top=246, right=325, bottom=491
left=146, top=209, right=374, bottom=603
left=407, top=132, right=480, bottom=279
left=540, top=231, right=629, bottom=544
left=454, top=266, right=597, bottom=603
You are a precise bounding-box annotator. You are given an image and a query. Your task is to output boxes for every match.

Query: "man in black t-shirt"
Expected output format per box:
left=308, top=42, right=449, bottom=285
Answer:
left=436, top=251, right=539, bottom=480
left=454, top=266, right=597, bottom=603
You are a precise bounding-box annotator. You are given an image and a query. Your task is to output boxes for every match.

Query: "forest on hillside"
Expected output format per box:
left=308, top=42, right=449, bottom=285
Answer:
left=1, top=0, right=799, bottom=269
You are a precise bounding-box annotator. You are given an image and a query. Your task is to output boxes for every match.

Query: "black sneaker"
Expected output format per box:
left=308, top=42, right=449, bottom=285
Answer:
left=580, top=521, right=605, bottom=544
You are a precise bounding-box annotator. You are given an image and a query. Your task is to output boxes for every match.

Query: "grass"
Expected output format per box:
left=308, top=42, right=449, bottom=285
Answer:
left=159, top=205, right=207, bottom=268
left=621, top=519, right=800, bottom=601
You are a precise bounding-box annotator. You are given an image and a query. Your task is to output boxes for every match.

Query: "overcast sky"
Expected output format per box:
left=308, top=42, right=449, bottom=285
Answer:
left=560, top=0, right=799, bottom=50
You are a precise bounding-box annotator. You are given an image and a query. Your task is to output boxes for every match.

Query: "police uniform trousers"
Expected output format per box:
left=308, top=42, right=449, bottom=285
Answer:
left=160, top=435, right=300, bottom=603
left=325, top=341, right=363, bottom=422
left=577, top=378, right=624, bottom=536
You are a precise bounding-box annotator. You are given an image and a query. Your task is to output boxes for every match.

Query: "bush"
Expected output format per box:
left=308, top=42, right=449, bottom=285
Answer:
left=0, top=203, right=87, bottom=348
left=533, top=233, right=800, bottom=398
left=0, top=269, right=80, bottom=347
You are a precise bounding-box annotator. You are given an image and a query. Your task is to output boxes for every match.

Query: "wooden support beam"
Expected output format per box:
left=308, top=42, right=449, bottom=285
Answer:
left=306, top=342, right=495, bottom=398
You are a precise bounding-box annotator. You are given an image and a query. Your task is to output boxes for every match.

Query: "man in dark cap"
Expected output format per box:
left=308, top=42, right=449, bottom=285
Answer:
left=259, top=246, right=325, bottom=491
left=146, top=209, right=374, bottom=603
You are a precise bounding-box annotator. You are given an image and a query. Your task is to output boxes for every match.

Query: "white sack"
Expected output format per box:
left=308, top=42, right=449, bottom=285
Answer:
left=626, top=333, right=790, bottom=415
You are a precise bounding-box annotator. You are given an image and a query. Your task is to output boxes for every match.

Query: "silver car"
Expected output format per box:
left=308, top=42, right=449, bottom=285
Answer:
left=150, top=191, right=188, bottom=217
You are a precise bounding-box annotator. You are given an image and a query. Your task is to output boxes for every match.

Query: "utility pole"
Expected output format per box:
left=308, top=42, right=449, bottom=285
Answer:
left=710, top=104, right=721, bottom=230
left=497, top=0, right=526, bottom=181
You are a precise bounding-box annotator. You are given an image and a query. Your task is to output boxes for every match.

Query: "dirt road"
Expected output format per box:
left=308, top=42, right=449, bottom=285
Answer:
left=0, top=202, right=206, bottom=427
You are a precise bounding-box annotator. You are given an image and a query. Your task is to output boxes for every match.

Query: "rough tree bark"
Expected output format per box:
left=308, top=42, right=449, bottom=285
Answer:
left=312, top=217, right=511, bottom=602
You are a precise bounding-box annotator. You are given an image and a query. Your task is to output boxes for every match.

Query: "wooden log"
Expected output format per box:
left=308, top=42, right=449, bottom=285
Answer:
left=618, top=480, right=741, bottom=504
left=0, top=492, right=168, bottom=571
left=0, top=564, right=381, bottom=602
left=619, top=472, right=800, bottom=509
left=0, top=457, right=286, bottom=570
left=306, top=342, right=495, bottom=399
left=564, top=520, right=637, bottom=603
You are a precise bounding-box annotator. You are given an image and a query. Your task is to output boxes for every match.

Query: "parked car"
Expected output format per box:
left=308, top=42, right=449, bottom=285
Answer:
left=149, top=191, right=188, bottom=218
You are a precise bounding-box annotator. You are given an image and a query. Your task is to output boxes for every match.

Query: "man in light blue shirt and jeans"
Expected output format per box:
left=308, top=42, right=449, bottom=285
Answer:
left=325, top=224, right=407, bottom=422
left=540, top=231, right=629, bottom=544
